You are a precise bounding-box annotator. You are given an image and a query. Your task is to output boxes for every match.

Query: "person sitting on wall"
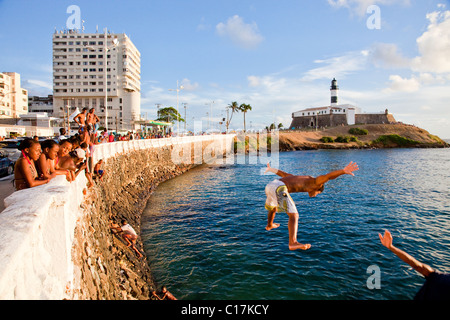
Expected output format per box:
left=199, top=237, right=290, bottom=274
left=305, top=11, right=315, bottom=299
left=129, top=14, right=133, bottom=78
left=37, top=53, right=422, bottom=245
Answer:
left=55, top=139, right=74, bottom=181
left=74, top=142, right=94, bottom=188
left=93, top=159, right=105, bottom=181
left=58, top=128, right=67, bottom=142
left=14, top=138, right=49, bottom=190
left=36, top=139, right=70, bottom=181
left=57, top=148, right=87, bottom=182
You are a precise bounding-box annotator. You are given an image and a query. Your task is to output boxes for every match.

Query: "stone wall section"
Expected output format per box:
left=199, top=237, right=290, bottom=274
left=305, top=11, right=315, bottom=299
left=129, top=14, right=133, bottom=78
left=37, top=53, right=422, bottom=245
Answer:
left=70, top=145, right=195, bottom=299
left=290, top=113, right=396, bottom=129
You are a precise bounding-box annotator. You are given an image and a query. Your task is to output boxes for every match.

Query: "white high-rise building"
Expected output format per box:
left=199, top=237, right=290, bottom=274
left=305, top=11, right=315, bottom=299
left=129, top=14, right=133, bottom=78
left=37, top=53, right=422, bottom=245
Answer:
left=52, top=29, right=141, bottom=131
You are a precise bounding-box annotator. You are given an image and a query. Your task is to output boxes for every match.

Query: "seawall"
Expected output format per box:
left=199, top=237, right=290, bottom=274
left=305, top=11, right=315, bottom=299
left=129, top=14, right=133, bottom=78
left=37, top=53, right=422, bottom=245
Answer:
left=0, top=134, right=235, bottom=299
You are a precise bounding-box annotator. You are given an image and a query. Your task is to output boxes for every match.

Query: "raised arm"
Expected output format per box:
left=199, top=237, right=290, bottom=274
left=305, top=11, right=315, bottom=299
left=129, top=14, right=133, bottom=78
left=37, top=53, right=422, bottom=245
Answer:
left=264, top=162, right=292, bottom=178
left=315, top=161, right=358, bottom=185
left=379, top=230, right=434, bottom=277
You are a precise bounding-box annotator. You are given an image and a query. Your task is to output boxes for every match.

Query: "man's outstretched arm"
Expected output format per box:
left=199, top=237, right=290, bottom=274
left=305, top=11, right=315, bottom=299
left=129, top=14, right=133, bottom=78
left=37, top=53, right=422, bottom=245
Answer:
left=379, top=230, right=434, bottom=277
left=315, top=161, right=359, bottom=185
left=264, top=162, right=293, bottom=178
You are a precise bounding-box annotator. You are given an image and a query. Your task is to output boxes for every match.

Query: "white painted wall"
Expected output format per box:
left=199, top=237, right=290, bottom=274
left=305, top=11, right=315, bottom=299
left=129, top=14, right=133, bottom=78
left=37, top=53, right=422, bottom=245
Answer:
left=0, top=134, right=235, bottom=300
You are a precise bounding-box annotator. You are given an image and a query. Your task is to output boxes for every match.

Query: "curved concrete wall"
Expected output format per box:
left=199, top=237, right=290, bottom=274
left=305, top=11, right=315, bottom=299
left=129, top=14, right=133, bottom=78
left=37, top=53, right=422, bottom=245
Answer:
left=0, top=134, right=234, bottom=300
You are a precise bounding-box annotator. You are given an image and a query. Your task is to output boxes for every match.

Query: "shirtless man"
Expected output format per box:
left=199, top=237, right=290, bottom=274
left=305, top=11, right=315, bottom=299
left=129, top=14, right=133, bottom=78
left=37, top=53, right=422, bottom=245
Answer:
left=86, top=108, right=100, bottom=132
left=110, top=220, right=143, bottom=258
left=264, top=161, right=359, bottom=251
left=73, top=108, right=88, bottom=132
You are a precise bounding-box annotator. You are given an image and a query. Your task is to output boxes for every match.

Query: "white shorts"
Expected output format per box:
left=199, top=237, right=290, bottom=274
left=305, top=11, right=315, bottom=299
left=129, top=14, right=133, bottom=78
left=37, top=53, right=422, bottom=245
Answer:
left=265, top=179, right=298, bottom=214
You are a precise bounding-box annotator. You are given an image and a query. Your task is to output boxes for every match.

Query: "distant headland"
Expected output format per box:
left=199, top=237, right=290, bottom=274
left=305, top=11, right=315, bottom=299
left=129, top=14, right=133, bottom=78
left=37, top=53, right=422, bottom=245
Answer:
left=277, top=123, right=449, bottom=151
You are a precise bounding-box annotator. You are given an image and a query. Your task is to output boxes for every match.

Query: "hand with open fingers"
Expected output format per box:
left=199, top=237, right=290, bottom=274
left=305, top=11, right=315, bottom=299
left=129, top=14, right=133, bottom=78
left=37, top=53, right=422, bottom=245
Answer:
left=379, top=230, right=393, bottom=249
left=344, top=161, right=359, bottom=176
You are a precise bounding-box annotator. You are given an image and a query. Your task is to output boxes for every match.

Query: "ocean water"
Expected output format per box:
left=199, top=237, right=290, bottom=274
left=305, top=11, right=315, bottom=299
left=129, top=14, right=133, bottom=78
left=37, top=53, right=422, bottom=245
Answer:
left=141, top=148, right=450, bottom=300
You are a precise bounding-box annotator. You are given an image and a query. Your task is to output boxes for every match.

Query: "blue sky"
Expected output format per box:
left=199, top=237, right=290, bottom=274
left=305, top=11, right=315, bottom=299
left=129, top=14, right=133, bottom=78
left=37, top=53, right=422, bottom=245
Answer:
left=1, top=0, right=450, bottom=137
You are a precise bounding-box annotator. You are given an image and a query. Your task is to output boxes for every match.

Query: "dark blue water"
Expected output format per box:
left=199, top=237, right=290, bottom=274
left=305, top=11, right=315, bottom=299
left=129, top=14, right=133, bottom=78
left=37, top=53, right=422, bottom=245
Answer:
left=141, top=148, right=450, bottom=300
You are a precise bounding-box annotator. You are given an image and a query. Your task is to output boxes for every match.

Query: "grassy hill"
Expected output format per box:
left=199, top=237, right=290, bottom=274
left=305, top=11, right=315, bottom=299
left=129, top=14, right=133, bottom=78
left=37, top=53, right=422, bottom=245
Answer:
left=276, top=124, right=449, bottom=151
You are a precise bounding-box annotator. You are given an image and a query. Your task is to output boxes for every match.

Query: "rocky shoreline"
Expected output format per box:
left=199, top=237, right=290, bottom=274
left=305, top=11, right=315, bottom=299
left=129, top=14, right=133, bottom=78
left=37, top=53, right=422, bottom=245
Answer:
left=244, top=124, right=448, bottom=152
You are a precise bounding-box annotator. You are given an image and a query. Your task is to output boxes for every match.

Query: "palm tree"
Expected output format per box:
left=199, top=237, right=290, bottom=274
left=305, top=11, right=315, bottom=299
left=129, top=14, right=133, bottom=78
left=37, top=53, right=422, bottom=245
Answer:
left=227, top=101, right=240, bottom=131
left=239, top=103, right=252, bottom=132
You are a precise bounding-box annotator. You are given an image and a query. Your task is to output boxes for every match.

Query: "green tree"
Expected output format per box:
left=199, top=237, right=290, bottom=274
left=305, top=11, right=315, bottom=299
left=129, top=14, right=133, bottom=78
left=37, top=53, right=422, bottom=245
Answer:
left=156, top=107, right=185, bottom=124
left=227, top=101, right=240, bottom=131
left=239, top=103, right=252, bottom=132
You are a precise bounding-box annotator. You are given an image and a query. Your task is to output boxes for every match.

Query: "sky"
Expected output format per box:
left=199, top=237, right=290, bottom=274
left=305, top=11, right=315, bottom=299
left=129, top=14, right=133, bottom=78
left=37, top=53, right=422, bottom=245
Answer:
left=1, top=0, right=450, bottom=137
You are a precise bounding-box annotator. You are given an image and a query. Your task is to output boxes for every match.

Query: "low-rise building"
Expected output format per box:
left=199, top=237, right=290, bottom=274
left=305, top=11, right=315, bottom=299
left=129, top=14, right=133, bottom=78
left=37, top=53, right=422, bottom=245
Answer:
left=0, top=72, right=28, bottom=118
left=28, top=95, right=54, bottom=115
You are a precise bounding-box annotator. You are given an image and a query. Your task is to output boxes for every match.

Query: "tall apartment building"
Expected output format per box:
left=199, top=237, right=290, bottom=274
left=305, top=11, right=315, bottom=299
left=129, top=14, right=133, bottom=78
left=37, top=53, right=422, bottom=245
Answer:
left=0, top=72, right=28, bottom=118
left=52, top=29, right=141, bottom=131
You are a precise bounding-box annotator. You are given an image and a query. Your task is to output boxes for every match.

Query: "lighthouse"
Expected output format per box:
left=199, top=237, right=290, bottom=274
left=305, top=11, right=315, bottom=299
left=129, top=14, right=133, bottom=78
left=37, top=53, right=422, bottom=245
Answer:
left=330, top=78, right=338, bottom=107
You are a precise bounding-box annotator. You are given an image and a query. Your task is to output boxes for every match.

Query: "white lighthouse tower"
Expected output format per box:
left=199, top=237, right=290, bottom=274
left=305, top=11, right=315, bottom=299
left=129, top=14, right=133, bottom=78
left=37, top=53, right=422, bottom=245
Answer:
left=330, top=78, right=338, bottom=107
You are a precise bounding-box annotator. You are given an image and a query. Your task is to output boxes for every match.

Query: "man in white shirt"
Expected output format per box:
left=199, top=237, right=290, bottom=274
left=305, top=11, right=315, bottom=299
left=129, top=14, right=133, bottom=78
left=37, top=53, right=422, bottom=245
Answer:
left=111, top=220, right=143, bottom=258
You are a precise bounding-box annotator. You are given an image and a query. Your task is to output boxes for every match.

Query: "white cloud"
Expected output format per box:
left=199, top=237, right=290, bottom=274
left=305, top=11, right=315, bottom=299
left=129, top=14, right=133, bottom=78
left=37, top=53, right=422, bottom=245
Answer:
left=369, top=7, right=450, bottom=74
left=180, top=78, right=200, bottom=91
left=411, top=9, right=450, bottom=73
left=369, top=43, right=411, bottom=69
left=384, top=75, right=420, bottom=93
left=197, top=17, right=210, bottom=31
left=216, top=15, right=264, bottom=49
left=246, top=75, right=287, bottom=94
left=328, top=0, right=410, bottom=16
left=22, top=79, right=52, bottom=96
left=301, top=50, right=368, bottom=81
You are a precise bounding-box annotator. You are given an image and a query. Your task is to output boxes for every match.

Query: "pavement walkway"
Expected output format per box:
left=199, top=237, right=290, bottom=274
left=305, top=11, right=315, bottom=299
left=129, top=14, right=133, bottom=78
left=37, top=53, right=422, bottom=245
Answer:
left=0, top=174, right=15, bottom=212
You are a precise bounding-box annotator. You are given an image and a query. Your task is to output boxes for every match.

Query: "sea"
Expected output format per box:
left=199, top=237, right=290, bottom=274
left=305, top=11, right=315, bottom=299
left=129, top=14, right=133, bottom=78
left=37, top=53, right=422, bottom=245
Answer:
left=141, top=148, right=450, bottom=300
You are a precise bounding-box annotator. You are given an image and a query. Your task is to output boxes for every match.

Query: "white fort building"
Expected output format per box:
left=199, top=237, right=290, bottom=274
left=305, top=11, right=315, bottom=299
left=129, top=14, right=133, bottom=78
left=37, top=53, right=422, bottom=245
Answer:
left=290, top=78, right=395, bottom=129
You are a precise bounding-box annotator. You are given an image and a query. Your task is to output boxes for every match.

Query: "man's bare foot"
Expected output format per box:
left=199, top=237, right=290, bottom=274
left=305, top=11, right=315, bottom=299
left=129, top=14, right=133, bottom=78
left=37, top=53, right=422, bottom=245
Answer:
left=289, top=243, right=311, bottom=251
left=266, top=223, right=280, bottom=231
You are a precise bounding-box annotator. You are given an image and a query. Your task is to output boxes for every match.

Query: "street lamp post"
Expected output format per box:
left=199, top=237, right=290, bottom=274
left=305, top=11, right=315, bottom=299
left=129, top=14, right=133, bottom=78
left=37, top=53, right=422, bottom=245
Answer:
left=182, top=102, right=187, bottom=133
left=63, top=97, right=74, bottom=133
left=103, top=30, right=119, bottom=131
left=168, top=80, right=184, bottom=134
left=86, top=29, right=118, bottom=132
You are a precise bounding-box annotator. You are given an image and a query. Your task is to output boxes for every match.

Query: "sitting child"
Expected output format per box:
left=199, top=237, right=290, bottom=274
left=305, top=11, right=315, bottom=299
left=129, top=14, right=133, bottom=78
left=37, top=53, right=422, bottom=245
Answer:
left=14, top=138, right=49, bottom=190
left=73, top=143, right=94, bottom=188
left=36, top=139, right=70, bottom=181
left=93, top=159, right=105, bottom=181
